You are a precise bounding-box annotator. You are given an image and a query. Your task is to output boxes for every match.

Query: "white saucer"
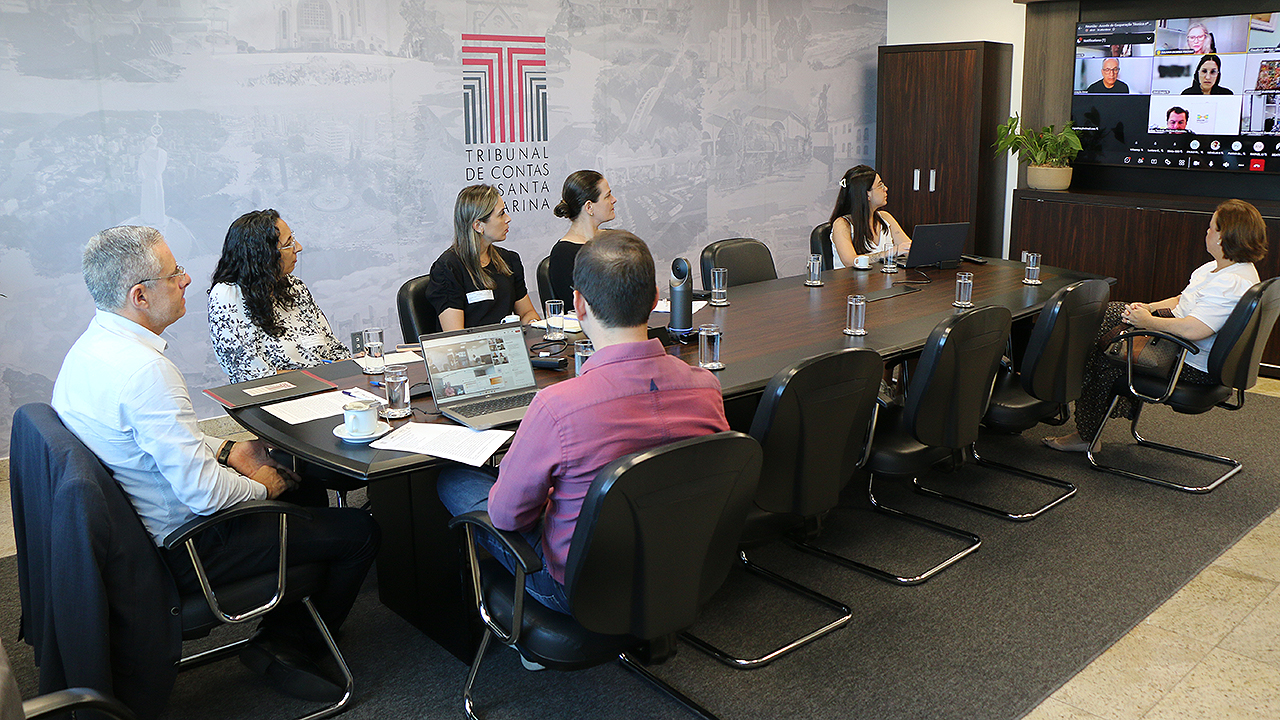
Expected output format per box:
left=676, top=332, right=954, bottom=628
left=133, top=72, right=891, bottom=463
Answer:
left=333, top=421, right=392, bottom=444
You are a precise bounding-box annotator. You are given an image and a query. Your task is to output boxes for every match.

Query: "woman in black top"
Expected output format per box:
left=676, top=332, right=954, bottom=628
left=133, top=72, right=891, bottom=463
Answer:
left=426, top=184, right=540, bottom=331
left=547, top=170, right=616, bottom=304
left=1182, top=54, right=1232, bottom=95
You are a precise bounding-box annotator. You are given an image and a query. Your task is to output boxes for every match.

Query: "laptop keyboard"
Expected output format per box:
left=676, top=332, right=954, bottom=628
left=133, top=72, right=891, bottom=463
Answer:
left=452, top=391, right=537, bottom=418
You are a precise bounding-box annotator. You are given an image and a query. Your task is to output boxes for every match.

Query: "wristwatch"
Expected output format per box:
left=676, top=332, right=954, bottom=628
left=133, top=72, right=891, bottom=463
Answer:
left=216, top=440, right=236, bottom=466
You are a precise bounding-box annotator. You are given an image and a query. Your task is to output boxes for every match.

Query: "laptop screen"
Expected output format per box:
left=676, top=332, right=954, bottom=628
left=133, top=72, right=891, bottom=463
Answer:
left=418, top=323, right=535, bottom=405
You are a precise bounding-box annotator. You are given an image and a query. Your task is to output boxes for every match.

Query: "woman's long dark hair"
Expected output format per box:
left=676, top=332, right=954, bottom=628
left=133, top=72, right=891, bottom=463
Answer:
left=1194, top=54, right=1223, bottom=93
left=210, top=208, right=295, bottom=337
left=828, top=165, right=886, bottom=253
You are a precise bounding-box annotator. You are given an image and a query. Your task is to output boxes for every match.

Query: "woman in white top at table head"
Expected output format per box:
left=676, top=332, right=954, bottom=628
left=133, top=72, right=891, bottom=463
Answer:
left=828, top=165, right=912, bottom=269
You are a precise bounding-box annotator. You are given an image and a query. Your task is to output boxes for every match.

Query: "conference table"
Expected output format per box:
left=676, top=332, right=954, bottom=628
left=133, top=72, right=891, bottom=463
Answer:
left=226, top=257, right=1108, bottom=662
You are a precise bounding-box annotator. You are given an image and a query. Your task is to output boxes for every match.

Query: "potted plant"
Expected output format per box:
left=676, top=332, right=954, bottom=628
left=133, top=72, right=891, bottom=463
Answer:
left=995, top=113, right=1082, bottom=191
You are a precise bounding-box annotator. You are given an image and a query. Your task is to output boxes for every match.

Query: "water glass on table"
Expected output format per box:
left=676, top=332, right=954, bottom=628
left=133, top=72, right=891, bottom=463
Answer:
left=1023, top=252, right=1042, bottom=285
left=574, top=340, right=594, bottom=375
left=710, top=267, right=730, bottom=306
left=381, top=364, right=412, bottom=419
left=805, top=254, right=824, bottom=286
left=844, top=294, right=867, bottom=336
left=954, top=272, right=974, bottom=308
left=698, top=323, right=725, bottom=370
left=362, top=327, right=384, bottom=374
left=881, top=247, right=898, bottom=274
left=544, top=299, right=566, bottom=340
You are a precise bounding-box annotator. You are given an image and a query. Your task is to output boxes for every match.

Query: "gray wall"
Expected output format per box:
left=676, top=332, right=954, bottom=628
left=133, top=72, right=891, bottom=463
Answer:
left=0, top=0, right=884, bottom=453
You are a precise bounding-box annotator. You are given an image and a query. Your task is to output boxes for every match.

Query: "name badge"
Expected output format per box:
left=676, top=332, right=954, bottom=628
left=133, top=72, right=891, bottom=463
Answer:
left=298, top=334, right=327, bottom=350
left=466, top=289, right=495, bottom=304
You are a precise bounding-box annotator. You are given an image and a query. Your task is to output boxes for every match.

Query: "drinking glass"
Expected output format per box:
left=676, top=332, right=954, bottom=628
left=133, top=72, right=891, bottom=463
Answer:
left=544, top=299, right=565, bottom=340
left=381, top=365, right=412, bottom=419
left=954, top=272, right=974, bottom=308
left=881, top=247, right=898, bottom=274
left=1023, top=252, right=1042, bottom=285
left=698, top=324, right=725, bottom=369
left=362, top=327, right=384, bottom=375
left=844, top=295, right=867, bottom=336
left=574, top=340, right=595, bottom=375
left=805, top=254, right=824, bottom=286
left=710, top=267, right=730, bottom=306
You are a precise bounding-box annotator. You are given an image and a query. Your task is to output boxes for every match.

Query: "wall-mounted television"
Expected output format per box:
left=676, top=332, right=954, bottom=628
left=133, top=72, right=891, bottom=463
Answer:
left=1072, top=13, right=1280, bottom=174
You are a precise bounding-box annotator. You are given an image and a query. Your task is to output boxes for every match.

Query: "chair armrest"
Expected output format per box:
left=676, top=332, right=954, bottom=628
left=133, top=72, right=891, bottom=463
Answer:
left=1110, top=328, right=1201, bottom=354
left=23, top=688, right=139, bottom=720
left=447, top=511, right=542, bottom=575
left=162, top=500, right=312, bottom=550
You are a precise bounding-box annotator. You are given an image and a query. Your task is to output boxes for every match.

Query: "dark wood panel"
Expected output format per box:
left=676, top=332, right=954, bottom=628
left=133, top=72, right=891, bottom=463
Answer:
left=1150, top=210, right=1214, bottom=303
left=1011, top=195, right=1159, bottom=302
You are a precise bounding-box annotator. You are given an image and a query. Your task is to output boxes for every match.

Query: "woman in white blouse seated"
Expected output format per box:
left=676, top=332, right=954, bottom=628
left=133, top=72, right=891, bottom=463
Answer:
left=1044, top=199, right=1267, bottom=453
left=828, top=165, right=912, bottom=269
left=208, top=209, right=349, bottom=383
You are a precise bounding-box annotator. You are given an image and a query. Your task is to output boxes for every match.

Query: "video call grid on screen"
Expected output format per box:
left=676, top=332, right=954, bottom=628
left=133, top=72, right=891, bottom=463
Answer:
left=1072, top=12, right=1280, bottom=173
left=421, top=327, right=533, bottom=401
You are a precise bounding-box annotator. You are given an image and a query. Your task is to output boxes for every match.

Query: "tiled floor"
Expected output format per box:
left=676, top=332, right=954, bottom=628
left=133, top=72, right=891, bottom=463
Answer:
left=1025, top=376, right=1280, bottom=720
left=4, top=382, right=1279, bottom=718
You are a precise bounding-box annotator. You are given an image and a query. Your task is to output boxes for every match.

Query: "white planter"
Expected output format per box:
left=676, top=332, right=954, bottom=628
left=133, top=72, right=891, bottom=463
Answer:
left=1026, top=165, right=1073, bottom=191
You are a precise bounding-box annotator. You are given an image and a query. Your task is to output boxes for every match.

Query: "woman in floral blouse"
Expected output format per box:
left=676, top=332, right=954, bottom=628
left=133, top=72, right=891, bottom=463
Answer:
left=208, top=209, right=349, bottom=383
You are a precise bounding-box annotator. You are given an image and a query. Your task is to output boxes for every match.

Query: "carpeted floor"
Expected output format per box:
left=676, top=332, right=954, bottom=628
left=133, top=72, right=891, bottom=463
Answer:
left=5, top=396, right=1280, bottom=719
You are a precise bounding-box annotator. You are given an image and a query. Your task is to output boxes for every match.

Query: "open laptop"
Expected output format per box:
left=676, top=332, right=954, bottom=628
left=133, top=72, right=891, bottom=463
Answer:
left=418, top=321, right=539, bottom=430
left=902, top=222, right=970, bottom=268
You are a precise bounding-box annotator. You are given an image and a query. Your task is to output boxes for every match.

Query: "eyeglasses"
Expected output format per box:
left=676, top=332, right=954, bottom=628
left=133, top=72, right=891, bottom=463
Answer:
left=1101, top=67, right=1120, bottom=74
left=137, top=265, right=185, bottom=285
left=279, top=236, right=299, bottom=252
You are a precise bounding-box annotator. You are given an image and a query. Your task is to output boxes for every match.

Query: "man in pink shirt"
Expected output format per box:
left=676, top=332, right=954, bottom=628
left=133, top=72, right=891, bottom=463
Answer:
left=437, top=230, right=729, bottom=613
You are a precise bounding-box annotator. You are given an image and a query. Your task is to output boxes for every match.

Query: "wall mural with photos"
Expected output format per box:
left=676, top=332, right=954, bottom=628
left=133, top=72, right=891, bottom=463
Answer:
left=0, top=0, right=884, bottom=452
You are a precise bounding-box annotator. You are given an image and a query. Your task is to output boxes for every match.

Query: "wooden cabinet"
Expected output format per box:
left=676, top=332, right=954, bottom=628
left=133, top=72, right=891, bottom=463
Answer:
left=1011, top=189, right=1280, bottom=372
left=876, top=42, right=1012, bottom=256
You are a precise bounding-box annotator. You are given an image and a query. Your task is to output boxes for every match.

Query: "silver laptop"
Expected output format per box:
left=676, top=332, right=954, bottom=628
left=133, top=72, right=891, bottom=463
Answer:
left=902, top=222, right=970, bottom=268
left=418, top=322, right=539, bottom=430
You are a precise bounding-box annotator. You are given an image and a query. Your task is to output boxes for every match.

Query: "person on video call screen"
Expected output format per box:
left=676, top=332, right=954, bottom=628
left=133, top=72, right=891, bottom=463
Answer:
left=1087, top=58, right=1130, bottom=93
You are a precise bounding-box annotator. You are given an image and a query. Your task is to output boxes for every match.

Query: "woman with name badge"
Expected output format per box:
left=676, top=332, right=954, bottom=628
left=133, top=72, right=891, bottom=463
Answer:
left=208, top=208, right=349, bottom=383
left=828, top=165, right=912, bottom=269
left=547, top=170, right=617, bottom=304
left=427, top=184, right=540, bottom=332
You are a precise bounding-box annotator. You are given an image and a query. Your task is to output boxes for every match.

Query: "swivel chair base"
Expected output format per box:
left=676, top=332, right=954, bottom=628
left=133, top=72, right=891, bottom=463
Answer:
left=1086, top=398, right=1241, bottom=494
left=912, top=443, right=1077, bottom=521
left=794, top=474, right=981, bottom=585
left=681, top=551, right=852, bottom=670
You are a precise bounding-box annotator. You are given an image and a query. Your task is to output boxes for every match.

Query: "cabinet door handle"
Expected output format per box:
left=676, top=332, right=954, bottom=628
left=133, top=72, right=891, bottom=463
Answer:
left=913, top=169, right=920, bottom=191
left=929, top=169, right=937, bottom=192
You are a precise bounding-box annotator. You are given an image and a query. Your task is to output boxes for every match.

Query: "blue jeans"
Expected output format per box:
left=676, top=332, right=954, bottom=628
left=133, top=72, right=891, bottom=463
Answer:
left=437, top=465, right=572, bottom=615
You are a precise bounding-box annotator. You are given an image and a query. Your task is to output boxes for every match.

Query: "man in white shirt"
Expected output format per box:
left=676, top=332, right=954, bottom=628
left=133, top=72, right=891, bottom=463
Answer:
left=52, top=225, right=378, bottom=702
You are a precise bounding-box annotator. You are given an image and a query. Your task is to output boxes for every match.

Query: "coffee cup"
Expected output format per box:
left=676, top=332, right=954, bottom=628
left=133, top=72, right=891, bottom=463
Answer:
left=343, top=399, right=379, bottom=436
left=853, top=256, right=871, bottom=270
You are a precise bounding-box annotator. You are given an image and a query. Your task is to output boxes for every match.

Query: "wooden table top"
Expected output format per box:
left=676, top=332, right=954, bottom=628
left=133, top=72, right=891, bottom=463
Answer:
left=227, top=258, right=1108, bottom=480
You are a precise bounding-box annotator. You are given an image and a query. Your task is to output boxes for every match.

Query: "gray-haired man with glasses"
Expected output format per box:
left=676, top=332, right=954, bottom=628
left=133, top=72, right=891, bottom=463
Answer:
left=52, top=225, right=378, bottom=703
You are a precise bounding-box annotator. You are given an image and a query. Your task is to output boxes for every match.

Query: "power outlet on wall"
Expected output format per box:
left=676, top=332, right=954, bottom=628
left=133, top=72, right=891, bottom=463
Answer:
left=350, top=332, right=365, bottom=356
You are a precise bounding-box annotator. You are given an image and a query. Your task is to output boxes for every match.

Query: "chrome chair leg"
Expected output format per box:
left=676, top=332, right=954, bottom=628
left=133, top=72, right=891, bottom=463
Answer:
left=618, top=653, right=719, bottom=720
left=1086, top=397, right=1242, bottom=493
left=296, top=597, right=354, bottom=720
left=912, top=443, right=1076, bottom=521
left=462, top=630, right=495, bottom=720
left=796, top=475, right=981, bottom=585
left=681, top=551, right=852, bottom=669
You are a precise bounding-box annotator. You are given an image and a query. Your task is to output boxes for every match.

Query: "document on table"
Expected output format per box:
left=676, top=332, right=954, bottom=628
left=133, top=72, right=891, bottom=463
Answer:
left=529, top=316, right=583, bottom=333
left=354, top=350, right=422, bottom=372
left=263, top=387, right=383, bottom=424
left=371, top=423, right=513, bottom=466
left=654, top=299, right=709, bottom=314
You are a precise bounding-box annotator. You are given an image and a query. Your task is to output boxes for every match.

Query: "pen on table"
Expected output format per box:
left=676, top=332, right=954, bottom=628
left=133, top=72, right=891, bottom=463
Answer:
left=369, top=380, right=384, bottom=387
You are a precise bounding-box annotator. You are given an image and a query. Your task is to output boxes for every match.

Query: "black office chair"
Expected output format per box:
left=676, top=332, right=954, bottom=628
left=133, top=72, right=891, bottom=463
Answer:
left=536, top=255, right=554, bottom=307
left=1086, top=277, right=1280, bottom=493
left=10, top=403, right=354, bottom=720
left=699, top=238, right=777, bottom=290
left=917, top=279, right=1110, bottom=521
left=683, top=348, right=882, bottom=669
left=449, top=431, right=762, bottom=720
left=810, top=222, right=834, bottom=271
left=828, top=307, right=1011, bottom=585
left=0, top=641, right=139, bottom=720
left=396, top=274, right=440, bottom=344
